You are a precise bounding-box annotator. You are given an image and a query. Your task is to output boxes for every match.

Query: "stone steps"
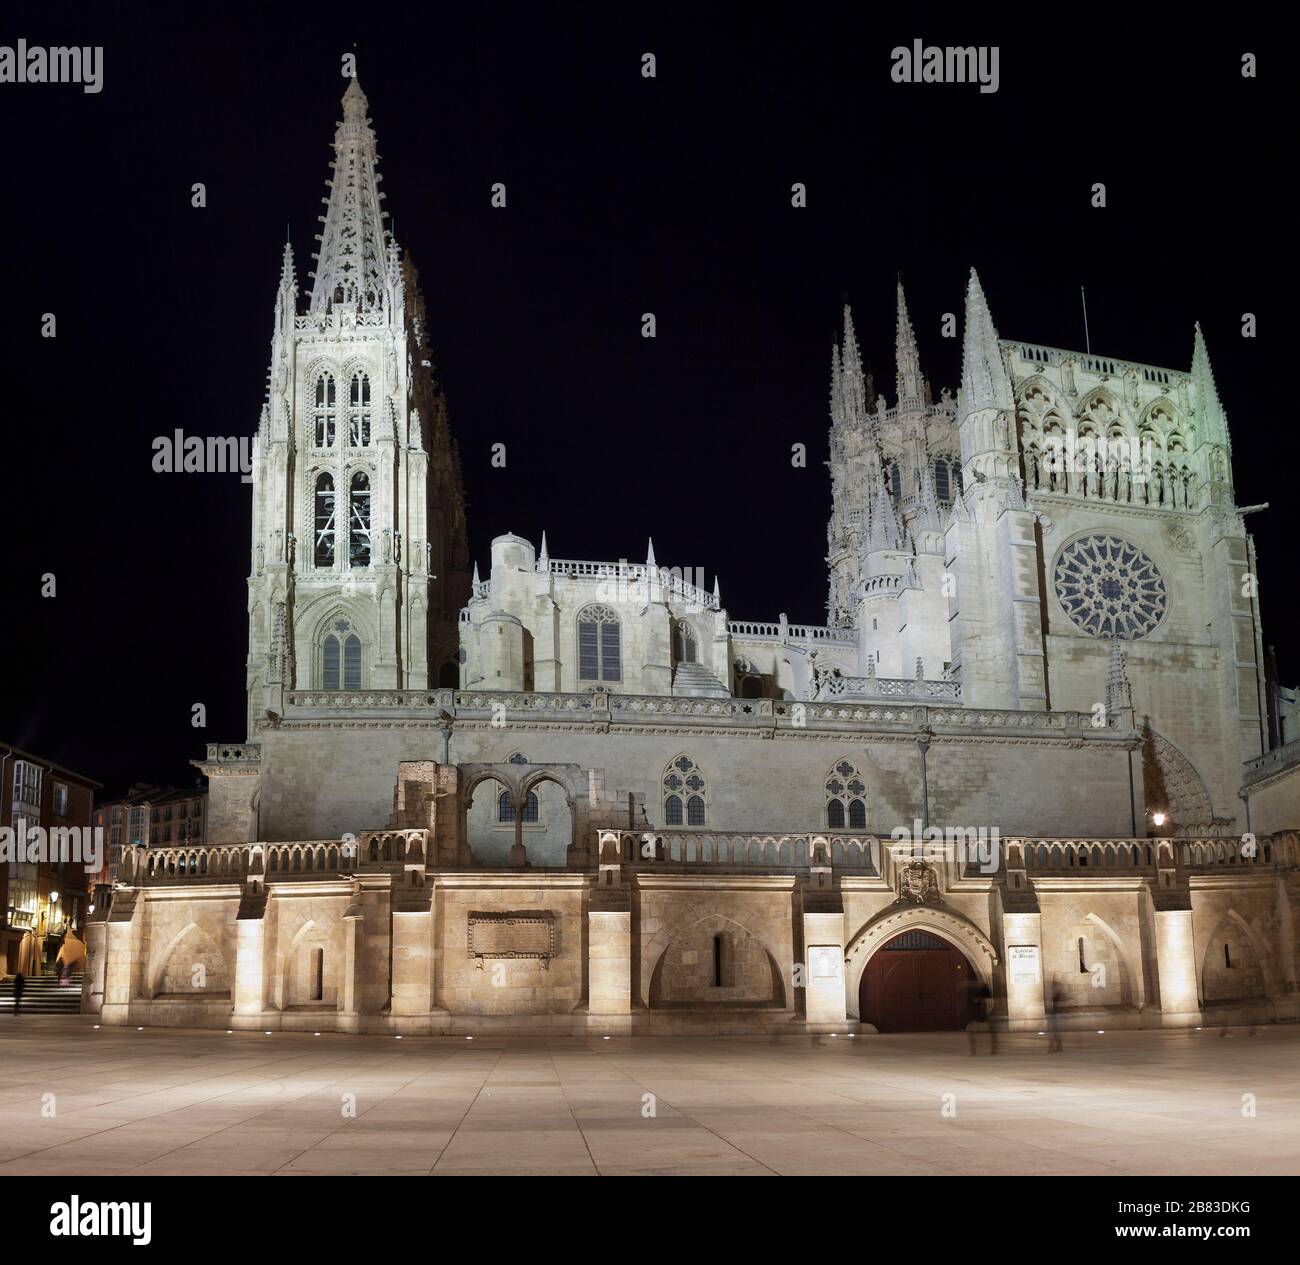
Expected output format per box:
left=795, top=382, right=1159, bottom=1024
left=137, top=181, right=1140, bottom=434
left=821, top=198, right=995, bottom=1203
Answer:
left=0, top=974, right=84, bottom=1014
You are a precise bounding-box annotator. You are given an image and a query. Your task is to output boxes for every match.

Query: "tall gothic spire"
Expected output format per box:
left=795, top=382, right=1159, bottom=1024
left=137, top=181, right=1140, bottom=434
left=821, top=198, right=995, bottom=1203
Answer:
left=895, top=279, right=923, bottom=410
left=829, top=342, right=844, bottom=425
left=841, top=304, right=867, bottom=425
left=1191, top=322, right=1228, bottom=447
left=959, top=268, right=1013, bottom=418
left=308, top=77, right=390, bottom=314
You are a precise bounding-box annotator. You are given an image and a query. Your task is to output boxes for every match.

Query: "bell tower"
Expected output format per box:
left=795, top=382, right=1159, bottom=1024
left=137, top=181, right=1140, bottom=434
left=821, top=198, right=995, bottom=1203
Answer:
left=245, top=76, right=469, bottom=735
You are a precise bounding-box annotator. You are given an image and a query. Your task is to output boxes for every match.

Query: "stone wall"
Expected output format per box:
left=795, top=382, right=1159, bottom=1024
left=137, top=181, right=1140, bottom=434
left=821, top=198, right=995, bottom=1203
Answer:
left=89, top=833, right=1300, bottom=1036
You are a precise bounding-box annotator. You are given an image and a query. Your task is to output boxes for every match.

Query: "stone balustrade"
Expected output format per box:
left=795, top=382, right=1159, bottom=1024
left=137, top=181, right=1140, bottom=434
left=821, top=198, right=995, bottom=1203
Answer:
left=277, top=685, right=1125, bottom=744
left=121, top=829, right=1299, bottom=888
left=1243, top=737, right=1300, bottom=787
left=598, top=829, right=879, bottom=871
left=1007, top=832, right=1298, bottom=873
left=817, top=676, right=962, bottom=703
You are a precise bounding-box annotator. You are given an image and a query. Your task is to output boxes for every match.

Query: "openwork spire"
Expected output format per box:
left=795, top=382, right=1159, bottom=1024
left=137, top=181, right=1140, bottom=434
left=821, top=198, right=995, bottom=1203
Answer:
left=840, top=304, right=867, bottom=425
left=895, top=279, right=923, bottom=410
left=309, top=77, right=390, bottom=314
left=959, top=268, right=1013, bottom=418
left=1191, top=322, right=1228, bottom=447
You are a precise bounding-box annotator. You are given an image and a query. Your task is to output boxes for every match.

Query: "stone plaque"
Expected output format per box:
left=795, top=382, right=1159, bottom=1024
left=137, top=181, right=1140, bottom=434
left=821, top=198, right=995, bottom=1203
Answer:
left=1008, top=944, right=1040, bottom=986
left=808, top=945, right=841, bottom=982
left=467, top=911, right=556, bottom=970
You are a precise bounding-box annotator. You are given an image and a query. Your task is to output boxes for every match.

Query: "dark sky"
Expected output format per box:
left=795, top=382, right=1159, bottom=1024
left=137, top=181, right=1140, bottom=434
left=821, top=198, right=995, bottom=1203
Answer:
left=2, top=6, right=1287, bottom=796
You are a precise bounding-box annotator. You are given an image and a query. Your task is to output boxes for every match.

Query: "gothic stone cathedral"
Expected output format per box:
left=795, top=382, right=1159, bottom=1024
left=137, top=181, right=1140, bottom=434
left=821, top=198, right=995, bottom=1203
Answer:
left=85, top=79, right=1300, bottom=1037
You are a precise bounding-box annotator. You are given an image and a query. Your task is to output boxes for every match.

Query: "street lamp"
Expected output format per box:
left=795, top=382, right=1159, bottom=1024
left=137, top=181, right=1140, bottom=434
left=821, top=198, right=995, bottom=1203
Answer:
left=1152, top=812, right=1166, bottom=829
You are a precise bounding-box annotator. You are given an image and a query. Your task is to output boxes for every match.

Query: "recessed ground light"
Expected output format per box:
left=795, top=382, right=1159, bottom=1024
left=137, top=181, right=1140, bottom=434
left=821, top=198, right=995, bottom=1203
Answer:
left=314, top=1032, right=321, bottom=1037
left=227, top=1030, right=233, bottom=1034
left=93, top=1024, right=100, bottom=1030
left=603, top=1036, right=610, bottom=1040
left=1037, top=1031, right=1045, bottom=1036
left=396, top=1035, right=403, bottom=1039
left=848, top=1034, right=856, bottom=1039
left=1096, top=1030, right=1105, bottom=1034
left=265, top=1031, right=273, bottom=1035
left=466, top=1036, right=473, bottom=1040
left=137, top=1027, right=143, bottom=1031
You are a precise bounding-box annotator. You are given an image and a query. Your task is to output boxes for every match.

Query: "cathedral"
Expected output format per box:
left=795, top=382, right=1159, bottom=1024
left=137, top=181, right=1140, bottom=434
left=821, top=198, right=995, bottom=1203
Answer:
left=84, top=78, right=1300, bottom=1037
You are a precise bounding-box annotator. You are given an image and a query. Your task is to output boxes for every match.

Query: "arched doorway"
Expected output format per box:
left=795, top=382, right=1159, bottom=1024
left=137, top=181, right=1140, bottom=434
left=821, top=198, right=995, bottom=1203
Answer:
left=859, top=930, right=978, bottom=1032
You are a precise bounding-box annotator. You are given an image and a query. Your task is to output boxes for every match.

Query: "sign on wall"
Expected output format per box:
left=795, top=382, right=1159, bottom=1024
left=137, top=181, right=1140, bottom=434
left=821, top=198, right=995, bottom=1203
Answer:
left=1008, top=944, right=1041, bottom=986
left=808, top=945, right=842, bottom=982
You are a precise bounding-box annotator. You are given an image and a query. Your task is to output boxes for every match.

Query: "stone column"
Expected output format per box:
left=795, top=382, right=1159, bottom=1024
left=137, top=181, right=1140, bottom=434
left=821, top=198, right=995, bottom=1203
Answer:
left=391, top=873, right=444, bottom=1032
left=802, top=911, right=847, bottom=1026
left=100, top=891, right=143, bottom=1026
left=1000, top=913, right=1046, bottom=1030
left=233, top=898, right=269, bottom=1027
left=999, top=844, right=1045, bottom=1030
left=1152, top=908, right=1201, bottom=1025
left=588, top=850, right=633, bottom=1031
left=81, top=917, right=108, bottom=1015
left=339, top=903, right=363, bottom=1032
left=1150, top=847, right=1201, bottom=1026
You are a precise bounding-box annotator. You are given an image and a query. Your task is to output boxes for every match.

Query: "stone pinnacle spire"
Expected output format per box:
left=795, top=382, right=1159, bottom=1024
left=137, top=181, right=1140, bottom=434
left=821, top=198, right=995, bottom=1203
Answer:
left=1105, top=640, right=1133, bottom=719
left=278, top=239, right=297, bottom=294
left=841, top=304, right=867, bottom=424
left=1191, top=322, right=1228, bottom=447
left=308, top=76, right=390, bottom=314
left=895, top=278, right=924, bottom=410
left=959, top=268, right=1013, bottom=419
left=829, top=342, right=844, bottom=425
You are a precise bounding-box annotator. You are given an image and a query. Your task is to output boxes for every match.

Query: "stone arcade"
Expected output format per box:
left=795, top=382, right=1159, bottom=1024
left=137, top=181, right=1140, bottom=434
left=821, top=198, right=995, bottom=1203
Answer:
left=84, top=77, right=1300, bottom=1036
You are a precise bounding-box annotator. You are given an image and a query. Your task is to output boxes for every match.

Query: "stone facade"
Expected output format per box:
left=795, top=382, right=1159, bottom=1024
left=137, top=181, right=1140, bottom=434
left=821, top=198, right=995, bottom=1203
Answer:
left=85, top=77, right=1300, bottom=1037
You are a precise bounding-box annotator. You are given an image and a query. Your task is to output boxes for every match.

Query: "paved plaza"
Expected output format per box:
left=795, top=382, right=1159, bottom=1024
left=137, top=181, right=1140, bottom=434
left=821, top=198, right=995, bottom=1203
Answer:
left=0, top=1018, right=1297, bottom=1176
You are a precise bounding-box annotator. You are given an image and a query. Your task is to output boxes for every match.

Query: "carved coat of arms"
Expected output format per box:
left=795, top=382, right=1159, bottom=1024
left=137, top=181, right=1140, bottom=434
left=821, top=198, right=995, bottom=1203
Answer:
left=895, top=860, right=940, bottom=905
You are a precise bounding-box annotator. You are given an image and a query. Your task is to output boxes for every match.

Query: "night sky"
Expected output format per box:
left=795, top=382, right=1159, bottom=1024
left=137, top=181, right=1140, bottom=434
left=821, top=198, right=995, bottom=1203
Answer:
left=2, top=6, right=1286, bottom=796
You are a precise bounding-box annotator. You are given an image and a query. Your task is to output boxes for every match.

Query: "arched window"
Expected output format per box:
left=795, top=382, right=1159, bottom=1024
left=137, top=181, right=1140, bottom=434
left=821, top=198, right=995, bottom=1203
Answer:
left=321, top=619, right=362, bottom=690
left=313, top=373, right=337, bottom=447
left=349, top=472, right=371, bottom=568
left=577, top=604, right=621, bottom=683
left=498, top=790, right=539, bottom=823
left=825, top=758, right=867, bottom=830
left=438, top=660, right=459, bottom=688
left=663, top=754, right=707, bottom=827
left=314, top=473, right=336, bottom=567
left=887, top=461, right=902, bottom=505
left=343, top=633, right=361, bottom=689
left=672, top=619, right=697, bottom=666
left=934, top=459, right=951, bottom=504
left=348, top=372, right=371, bottom=446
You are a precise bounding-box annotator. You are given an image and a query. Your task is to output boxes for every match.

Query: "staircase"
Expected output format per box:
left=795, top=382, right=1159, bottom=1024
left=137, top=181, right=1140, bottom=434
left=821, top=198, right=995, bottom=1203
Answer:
left=0, top=973, right=84, bottom=1015
left=671, top=661, right=730, bottom=698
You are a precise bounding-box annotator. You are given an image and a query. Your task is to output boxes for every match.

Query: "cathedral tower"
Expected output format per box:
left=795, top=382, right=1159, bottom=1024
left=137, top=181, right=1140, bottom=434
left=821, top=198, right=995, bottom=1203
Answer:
left=946, top=269, right=1048, bottom=710
left=245, top=77, right=469, bottom=735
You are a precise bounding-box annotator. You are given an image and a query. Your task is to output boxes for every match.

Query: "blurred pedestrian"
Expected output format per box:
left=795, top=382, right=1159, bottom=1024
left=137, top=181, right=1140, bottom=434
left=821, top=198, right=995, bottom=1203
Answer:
left=1047, top=977, right=1064, bottom=1053
left=11, top=971, right=25, bottom=1018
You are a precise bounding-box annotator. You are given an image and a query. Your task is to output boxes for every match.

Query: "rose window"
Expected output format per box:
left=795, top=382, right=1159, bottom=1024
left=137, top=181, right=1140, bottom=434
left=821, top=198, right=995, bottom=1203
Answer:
left=1053, top=534, right=1167, bottom=640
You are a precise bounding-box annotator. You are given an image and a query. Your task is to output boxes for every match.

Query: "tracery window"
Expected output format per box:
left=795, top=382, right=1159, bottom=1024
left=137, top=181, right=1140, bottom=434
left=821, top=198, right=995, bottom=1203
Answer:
left=348, top=372, right=371, bottom=446
left=322, top=619, right=362, bottom=689
left=1053, top=533, right=1167, bottom=640
left=349, top=472, right=371, bottom=568
left=825, top=758, right=867, bottom=829
left=672, top=619, right=697, bottom=666
left=577, top=604, right=621, bottom=682
left=663, top=754, right=707, bottom=827
left=314, top=473, right=336, bottom=566
left=313, top=373, right=337, bottom=447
